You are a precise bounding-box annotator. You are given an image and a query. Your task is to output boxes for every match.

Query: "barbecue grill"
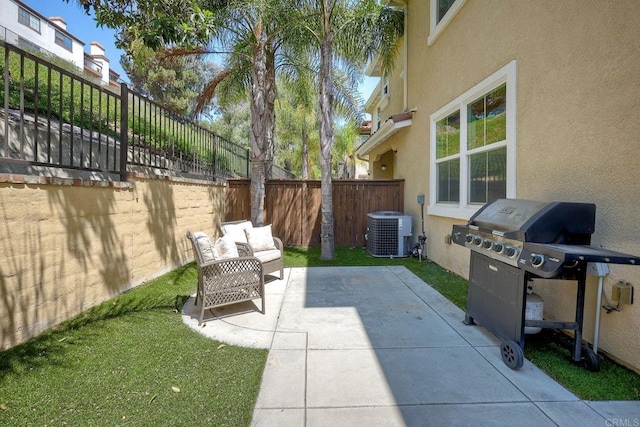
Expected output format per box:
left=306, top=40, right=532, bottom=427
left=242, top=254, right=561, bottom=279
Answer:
left=451, top=198, right=640, bottom=371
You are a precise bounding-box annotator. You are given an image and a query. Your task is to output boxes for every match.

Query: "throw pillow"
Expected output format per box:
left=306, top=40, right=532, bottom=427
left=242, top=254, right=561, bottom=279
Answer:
left=221, top=220, right=253, bottom=243
left=245, top=225, right=277, bottom=252
left=214, top=234, right=240, bottom=259
left=193, top=231, right=217, bottom=263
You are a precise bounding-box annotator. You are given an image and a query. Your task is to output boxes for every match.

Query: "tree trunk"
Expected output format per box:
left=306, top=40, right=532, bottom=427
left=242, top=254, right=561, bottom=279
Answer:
left=318, top=0, right=336, bottom=259
left=249, top=20, right=268, bottom=226
left=302, top=127, right=309, bottom=179
left=263, top=46, right=277, bottom=180
left=250, top=159, right=265, bottom=225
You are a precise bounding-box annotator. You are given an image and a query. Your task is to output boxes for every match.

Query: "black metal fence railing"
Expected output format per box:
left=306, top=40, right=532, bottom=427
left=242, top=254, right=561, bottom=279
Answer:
left=272, top=164, right=297, bottom=179
left=0, top=38, right=256, bottom=182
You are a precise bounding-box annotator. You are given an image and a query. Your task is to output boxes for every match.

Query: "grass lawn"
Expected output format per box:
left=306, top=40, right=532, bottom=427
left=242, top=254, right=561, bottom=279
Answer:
left=0, top=264, right=267, bottom=426
left=1, top=246, right=638, bottom=426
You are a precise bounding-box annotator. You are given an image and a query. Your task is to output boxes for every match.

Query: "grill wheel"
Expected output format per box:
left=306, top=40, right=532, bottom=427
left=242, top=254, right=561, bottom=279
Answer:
left=581, top=345, right=600, bottom=372
left=501, top=340, right=524, bottom=369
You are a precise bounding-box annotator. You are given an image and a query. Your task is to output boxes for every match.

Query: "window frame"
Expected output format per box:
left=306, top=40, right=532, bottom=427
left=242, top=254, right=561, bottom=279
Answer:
left=18, top=37, right=40, bottom=52
left=382, top=75, right=389, bottom=96
left=18, top=7, right=41, bottom=33
left=428, top=0, right=466, bottom=46
left=55, top=30, right=73, bottom=52
left=428, top=60, right=517, bottom=220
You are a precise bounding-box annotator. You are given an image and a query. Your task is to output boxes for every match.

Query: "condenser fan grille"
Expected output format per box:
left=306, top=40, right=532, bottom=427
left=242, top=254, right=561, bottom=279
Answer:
left=366, top=212, right=412, bottom=257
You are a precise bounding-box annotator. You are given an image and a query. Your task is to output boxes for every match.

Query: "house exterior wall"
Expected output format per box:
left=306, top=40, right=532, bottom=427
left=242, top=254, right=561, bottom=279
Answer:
left=1, top=0, right=84, bottom=67
left=382, top=52, right=406, bottom=121
left=90, top=42, right=111, bottom=85
left=363, top=0, right=640, bottom=371
left=0, top=176, right=225, bottom=350
left=0, top=0, right=113, bottom=85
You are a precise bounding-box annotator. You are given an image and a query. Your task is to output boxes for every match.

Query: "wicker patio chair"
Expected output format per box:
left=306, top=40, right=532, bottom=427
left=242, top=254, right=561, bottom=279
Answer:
left=220, top=220, right=284, bottom=280
left=186, top=231, right=265, bottom=325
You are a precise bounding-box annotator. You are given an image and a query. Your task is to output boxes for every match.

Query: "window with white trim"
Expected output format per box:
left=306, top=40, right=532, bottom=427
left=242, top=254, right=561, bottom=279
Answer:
left=428, top=0, right=466, bottom=45
left=429, top=61, right=516, bottom=219
left=18, top=7, right=40, bottom=33
left=55, top=30, right=73, bottom=52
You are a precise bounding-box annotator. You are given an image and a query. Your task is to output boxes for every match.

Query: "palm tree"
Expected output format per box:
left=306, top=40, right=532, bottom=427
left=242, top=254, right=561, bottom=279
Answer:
left=275, top=79, right=320, bottom=179
left=162, top=0, right=297, bottom=225
left=79, top=0, right=402, bottom=240
left=184, top=1, right=283, bottom=226
left=289, top=0, right=404, bottom=259
left=73, top=0, right=274, bottom=224
left=276, top=48, right=362, bottom=180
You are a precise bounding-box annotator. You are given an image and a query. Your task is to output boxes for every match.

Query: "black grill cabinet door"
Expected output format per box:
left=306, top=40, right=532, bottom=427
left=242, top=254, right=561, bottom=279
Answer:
left=466, top=253, right=527, bottom=347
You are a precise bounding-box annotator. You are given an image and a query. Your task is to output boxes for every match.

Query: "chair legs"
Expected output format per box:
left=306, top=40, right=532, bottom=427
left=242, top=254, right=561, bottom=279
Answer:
left=199, top=298, right=206, bottom=325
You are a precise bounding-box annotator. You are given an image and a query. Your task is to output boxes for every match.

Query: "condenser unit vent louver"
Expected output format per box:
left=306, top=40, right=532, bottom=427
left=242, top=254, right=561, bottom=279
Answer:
left=366, top=211, right=412, bottom=257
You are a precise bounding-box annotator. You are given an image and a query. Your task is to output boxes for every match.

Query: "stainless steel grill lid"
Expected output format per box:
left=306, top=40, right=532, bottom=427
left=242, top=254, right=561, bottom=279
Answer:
left=468, top=199, right=595, bottom=244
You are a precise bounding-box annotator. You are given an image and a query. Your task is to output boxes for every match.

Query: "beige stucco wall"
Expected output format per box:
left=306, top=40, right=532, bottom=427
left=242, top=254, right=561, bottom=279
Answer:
left=367, top=0, right=640, bottom=371
left=0, top=176, right=225, bottom=350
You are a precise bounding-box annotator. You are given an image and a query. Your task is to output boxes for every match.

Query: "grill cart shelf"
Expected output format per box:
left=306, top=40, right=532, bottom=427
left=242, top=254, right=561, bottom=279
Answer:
left=452, top=199, right=640, bottom=371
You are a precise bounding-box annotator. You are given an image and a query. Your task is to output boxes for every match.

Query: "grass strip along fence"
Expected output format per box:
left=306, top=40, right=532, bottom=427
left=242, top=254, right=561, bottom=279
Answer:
left=0, top=248, right=637, bottom=426
left=0, top=39, right=250, bottom=181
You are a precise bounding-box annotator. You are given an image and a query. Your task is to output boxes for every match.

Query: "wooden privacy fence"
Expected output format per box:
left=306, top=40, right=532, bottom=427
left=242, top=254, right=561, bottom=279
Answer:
left=226, top=179, right=405, bottom=247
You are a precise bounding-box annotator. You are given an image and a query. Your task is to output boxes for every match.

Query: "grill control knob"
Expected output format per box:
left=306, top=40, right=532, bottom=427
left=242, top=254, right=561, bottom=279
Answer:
left=472, top=236, right=483, bottom=246
left=465, top=234, right=474, bottom=243
left=531, top=254, right=545, bottom=268
left=504, top=246, right=517, bottom=258
left=482, top=239, right=492, bottom=249
left=492, top=242, right=504, bottom=253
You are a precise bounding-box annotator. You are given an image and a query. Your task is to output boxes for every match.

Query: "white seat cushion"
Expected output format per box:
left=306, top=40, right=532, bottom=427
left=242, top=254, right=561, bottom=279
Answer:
left=253, top=249, right=281, bottom=263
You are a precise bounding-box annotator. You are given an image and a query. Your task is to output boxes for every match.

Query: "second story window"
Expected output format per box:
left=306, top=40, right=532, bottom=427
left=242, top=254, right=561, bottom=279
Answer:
left=382, top=76, right=389, bottom=96
left=437, top=0, right=457, bottom=24
left=428, top=0, right=466, bottom=45
left=55, top=30, right=73, bottom=52
left=18, top=7, right=41, bottom=33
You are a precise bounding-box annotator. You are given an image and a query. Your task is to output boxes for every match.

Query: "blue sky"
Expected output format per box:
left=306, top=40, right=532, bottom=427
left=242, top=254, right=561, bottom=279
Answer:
left=23, top=0, right=378, bottom=108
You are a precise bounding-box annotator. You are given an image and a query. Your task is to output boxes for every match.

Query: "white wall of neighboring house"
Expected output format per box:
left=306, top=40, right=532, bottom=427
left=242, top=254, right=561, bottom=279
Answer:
left=90, top=41, right=111, bottom=84
left=0, top=0, right=114, bottom=85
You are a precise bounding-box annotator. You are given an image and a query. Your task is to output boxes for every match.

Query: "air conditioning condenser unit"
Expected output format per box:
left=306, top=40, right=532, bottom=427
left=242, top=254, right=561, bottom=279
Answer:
left=366, top=211, right=412, bottom=257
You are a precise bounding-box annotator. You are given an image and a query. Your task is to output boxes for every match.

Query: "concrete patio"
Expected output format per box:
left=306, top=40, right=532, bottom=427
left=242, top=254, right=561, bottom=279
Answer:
left=182, top=266, right=640, bottom=426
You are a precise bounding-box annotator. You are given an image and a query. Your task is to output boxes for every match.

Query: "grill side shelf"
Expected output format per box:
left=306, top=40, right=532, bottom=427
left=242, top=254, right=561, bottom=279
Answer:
left=524, top=243, right=640, bottom=266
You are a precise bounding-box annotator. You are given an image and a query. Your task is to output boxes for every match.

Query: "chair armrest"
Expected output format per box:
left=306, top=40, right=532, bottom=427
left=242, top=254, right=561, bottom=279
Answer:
left=273, top=237, right=283, bottom=253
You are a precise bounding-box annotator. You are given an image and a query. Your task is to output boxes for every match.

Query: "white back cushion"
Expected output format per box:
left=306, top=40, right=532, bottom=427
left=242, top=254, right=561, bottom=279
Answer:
left=221, top=221, right=253, bottom=243
left=245, top=225, right=276, bottom=252
left=192, top=232, right=216, bottom=263
left=214, top=234, right=239, bottom=259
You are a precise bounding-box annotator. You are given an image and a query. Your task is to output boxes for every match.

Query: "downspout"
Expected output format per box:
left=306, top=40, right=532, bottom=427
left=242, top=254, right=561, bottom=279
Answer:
left=401, top=0, right=408, bottom=112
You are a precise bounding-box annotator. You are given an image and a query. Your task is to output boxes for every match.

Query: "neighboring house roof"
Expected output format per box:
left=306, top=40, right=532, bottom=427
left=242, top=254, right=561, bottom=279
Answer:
left=355, top=112, right=413, bottom=157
